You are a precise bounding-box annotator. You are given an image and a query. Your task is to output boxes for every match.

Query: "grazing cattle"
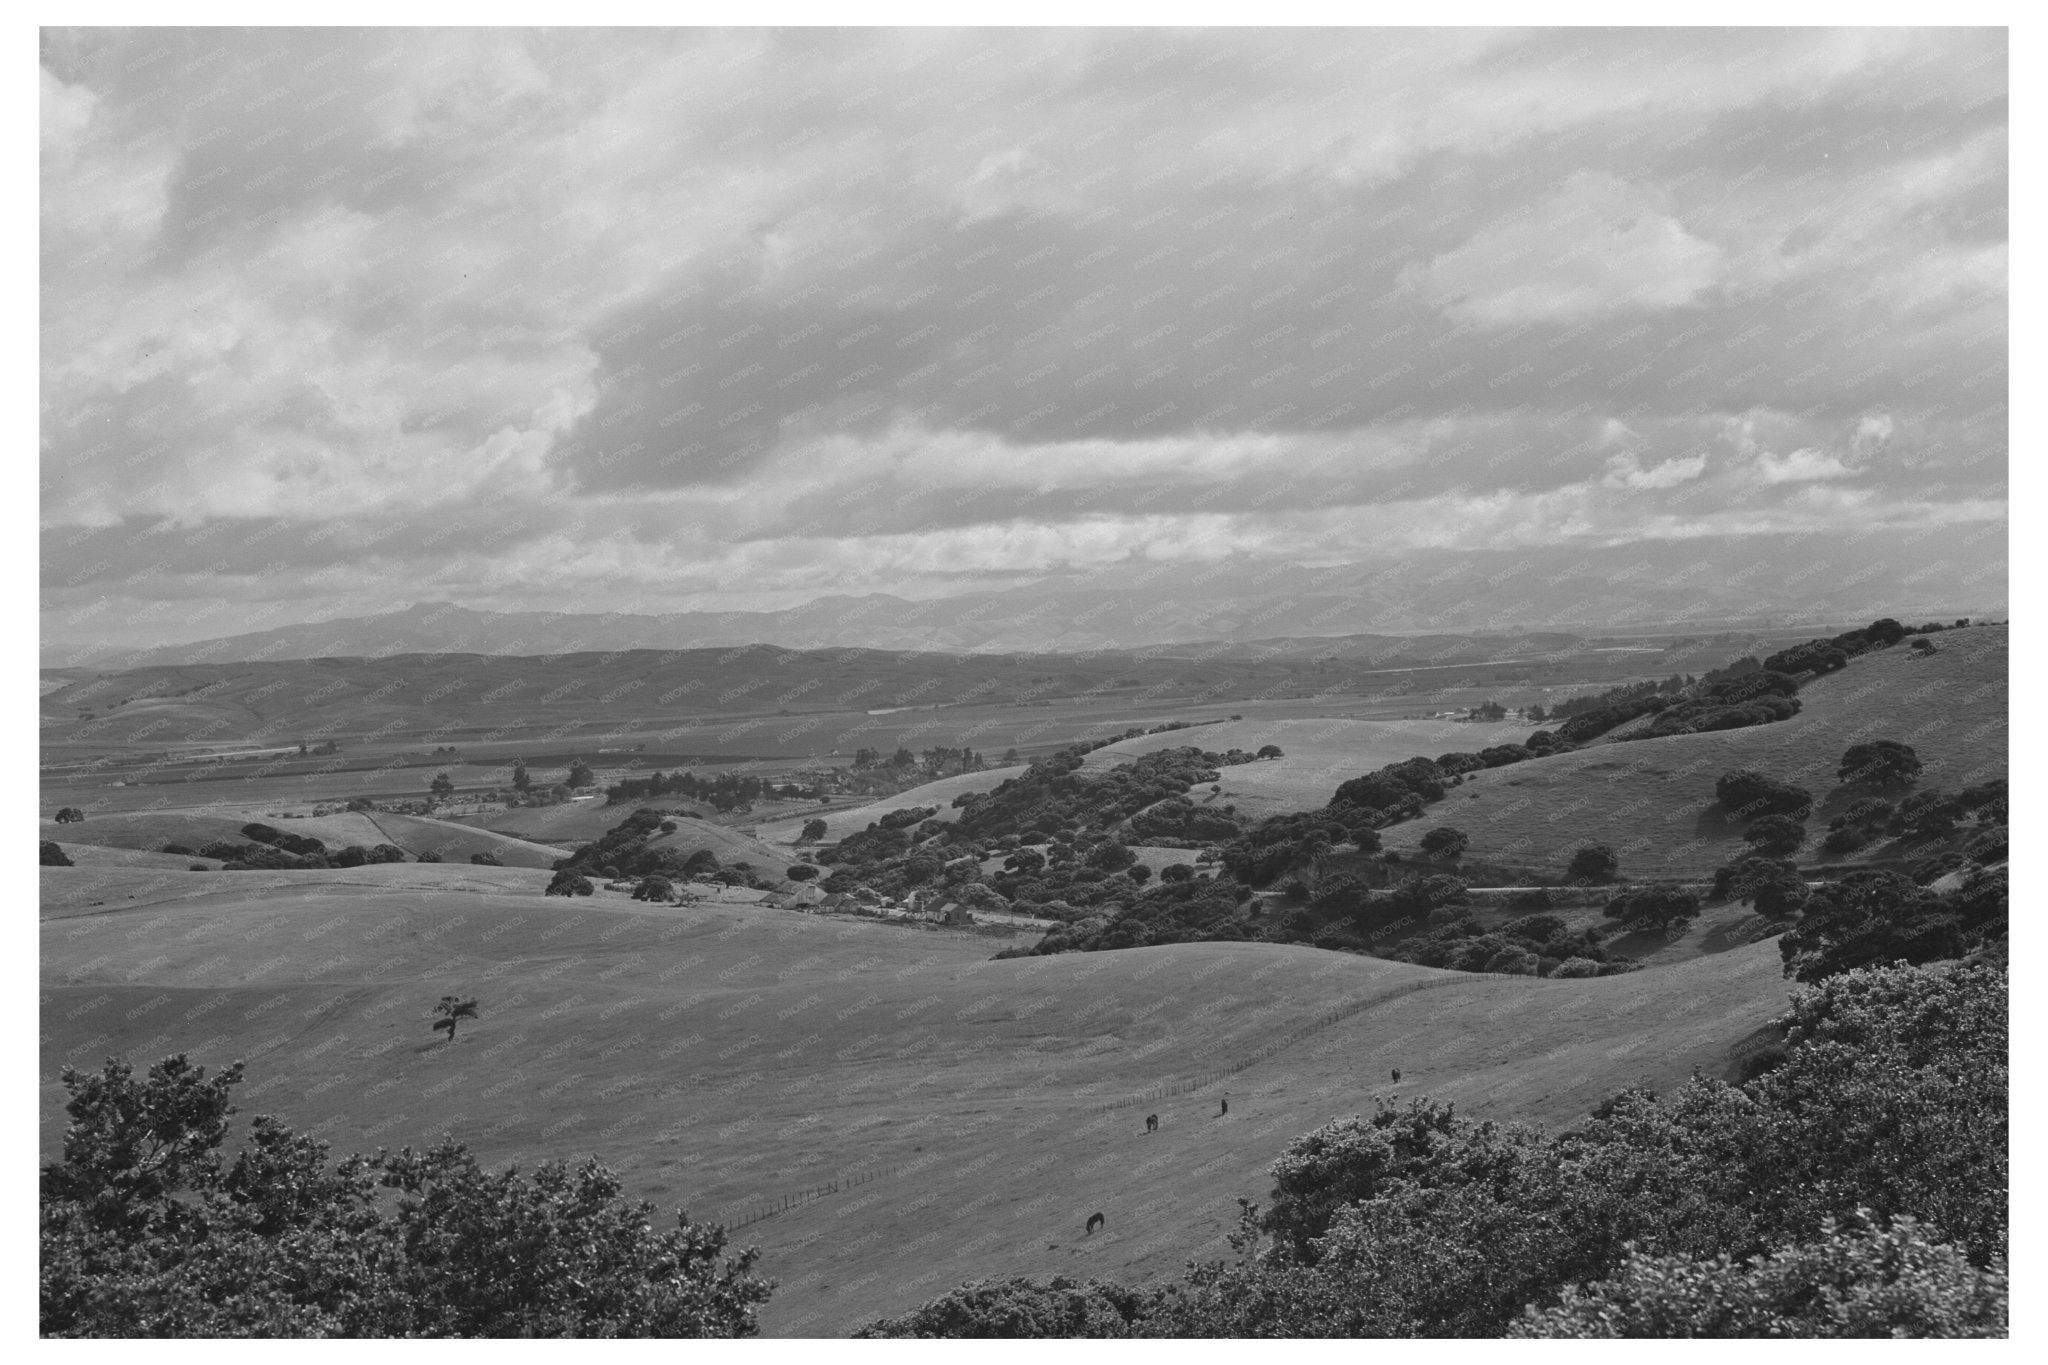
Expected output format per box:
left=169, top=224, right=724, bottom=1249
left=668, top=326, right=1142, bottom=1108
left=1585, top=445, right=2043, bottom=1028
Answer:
left=1145, top=1113, right=1159, bottom=1133
left=1391, top=1068, right=1401, bottom=1082
left=1085, top=1212, right=1105, bottom=1235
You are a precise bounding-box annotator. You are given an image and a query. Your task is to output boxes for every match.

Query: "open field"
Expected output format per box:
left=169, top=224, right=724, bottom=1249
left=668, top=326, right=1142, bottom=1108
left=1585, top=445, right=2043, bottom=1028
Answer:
left=1082, top=717, right=1537, bottom=820
left=1377, top=625, right=2008, bottom=878
left=42, top=862, right=1793, bottom=1336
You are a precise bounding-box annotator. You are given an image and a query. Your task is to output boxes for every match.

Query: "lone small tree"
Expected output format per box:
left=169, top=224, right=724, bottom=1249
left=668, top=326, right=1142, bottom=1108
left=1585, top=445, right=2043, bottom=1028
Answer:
left=430, top=772, right=454, bottom=797
left=1838, top=740, right=1922, bottom=790
left=1566, top=844, right=1620, bottom=883
left=1419, top=827, right=1470, bottom=862
left=1257, top=744, right=1285, bottom=759
left=432, top=996, right=479, bottom=1042
left=799, top=818, right=828, bottom=843
left=512, top=762, right=532, bottom=792
left=545, top=869, right=594, bottom=896
left=566, top=761, right=596, bottom=789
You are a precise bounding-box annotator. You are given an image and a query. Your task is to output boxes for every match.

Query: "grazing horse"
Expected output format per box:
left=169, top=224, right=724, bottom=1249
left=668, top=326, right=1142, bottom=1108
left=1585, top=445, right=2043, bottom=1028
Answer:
left=1145, top=1113, right=1159, bottom=1133
left=1085, top=1212, right=1105, bottom=1235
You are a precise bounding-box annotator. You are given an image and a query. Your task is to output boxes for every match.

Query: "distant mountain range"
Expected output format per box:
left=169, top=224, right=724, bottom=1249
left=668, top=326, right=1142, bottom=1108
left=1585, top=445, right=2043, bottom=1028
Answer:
left=43, top=532, right=2003, bottom=668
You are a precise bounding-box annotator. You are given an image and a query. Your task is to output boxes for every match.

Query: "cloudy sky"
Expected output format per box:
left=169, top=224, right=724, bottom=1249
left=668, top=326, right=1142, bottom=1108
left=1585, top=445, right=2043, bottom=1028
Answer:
left=39, top=26, right=2007, bottom=653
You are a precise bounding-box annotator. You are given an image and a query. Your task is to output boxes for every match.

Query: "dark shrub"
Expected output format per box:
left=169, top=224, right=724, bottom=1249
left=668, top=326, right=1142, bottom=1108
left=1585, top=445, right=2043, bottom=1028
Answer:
left=1603, top=884, right=1702, bottom=931
left=545, top=870, right=594, bottom=897
left=1566, top=844, right=1620, bottom=882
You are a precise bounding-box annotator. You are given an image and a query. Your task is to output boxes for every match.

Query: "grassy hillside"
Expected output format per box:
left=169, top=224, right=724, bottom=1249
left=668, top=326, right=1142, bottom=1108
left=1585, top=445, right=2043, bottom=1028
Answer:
left=458, top=797, right=701, bottom=845
left=36, top=809, right=392, bottom=854
left=42, top=865, right=1793, bottom=1336
left=754, top=767, right=1030, bottom=846
left=636, top=819, right=805, bottom=882
left=1377, top=624, right=2007, bottom=878
left=354, top=812, right=568, bottom=868
left=35, top=805, right=569, bottom=871
left=1082, top=717, right=1535, bottom=820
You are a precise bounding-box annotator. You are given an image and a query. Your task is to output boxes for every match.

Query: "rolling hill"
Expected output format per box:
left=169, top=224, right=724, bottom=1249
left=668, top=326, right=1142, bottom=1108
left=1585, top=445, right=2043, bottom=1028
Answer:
left=41, top=861, right=1796, bottom=1336
left=35, top=806, right=570, bottom=870
left=753, top=767, right=1030, bottom=847
left=46, top=532, right=2002, bottom=669
left=1376, top=624, right=2008, bottom=877
left=1081, top=716, right=1538, bottom=821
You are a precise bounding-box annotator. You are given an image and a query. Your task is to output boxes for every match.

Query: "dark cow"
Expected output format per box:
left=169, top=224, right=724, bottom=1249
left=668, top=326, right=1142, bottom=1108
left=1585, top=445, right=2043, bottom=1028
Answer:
left=1145, top=1113, right=1159, bottom=1133
left=1085, top=1212, right=1105, bottom=1235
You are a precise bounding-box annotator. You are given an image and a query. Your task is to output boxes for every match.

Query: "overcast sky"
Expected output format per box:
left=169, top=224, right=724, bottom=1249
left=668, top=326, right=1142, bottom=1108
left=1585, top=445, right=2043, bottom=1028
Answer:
left=39, top=27, right=2006, bottom=652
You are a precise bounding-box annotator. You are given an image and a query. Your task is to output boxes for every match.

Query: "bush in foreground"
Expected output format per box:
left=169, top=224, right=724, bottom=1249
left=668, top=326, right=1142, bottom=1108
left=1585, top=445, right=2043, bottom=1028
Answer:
left=40, top=1056, right=772, bottom=1337
left=1512, top=1214, right=2006, bottom=1338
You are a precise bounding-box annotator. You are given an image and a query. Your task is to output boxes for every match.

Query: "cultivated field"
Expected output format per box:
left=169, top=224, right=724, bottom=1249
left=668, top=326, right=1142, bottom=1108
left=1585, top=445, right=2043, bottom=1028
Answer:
left=41, top=861, right=1792, bottom=1336
left=1376, top=624, right=2008, bottom=878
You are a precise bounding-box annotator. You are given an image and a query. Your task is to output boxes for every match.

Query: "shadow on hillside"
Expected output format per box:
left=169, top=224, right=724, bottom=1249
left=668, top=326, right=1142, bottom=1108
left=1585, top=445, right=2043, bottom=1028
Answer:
left=1602, top=924, right=1687, bottom=960
left=1693, top=911, right=1774, bottom=957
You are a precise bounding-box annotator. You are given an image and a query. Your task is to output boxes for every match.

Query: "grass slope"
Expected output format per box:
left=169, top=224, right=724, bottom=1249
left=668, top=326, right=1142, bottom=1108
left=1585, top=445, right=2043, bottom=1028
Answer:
left=1083, top=717, right=1536, bottom=820
left=754, top=767, right=1029, bottom=846
left=35, top=809, right=391, bottom=856
left=42, top=867, right=1791, bottom=1336
left=458, top=798, right=700, bottom=846
left=355, top=812, right=569, bottom=869
left=1375, top=625, right=2007, bottom=878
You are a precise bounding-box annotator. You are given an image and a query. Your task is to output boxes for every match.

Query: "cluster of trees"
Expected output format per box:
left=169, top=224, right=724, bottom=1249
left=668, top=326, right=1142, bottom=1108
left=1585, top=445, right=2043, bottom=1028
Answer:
left=1762, top=617, right=1919, bottom=677
left=861, top=960, right=2005, bottom=1338
left=53, top=807, right=87, bottom=823
left=603, top=769, right=803, bottom=810
left=162, top=823, right=410, bottom=871
left=549, top=808, right=768, bottom=890
left=806, top=741, right=1269, bottom=906
left=1546, top=670, right=1715, bottom=722
left=1552, top=669, right=1802, bottom=745
left=1776, top=867, right=2006, bottom=984
left=1003, top=873, right=1250, bottom=956
left=40, top=1056, right=772, bottom=1337
left=1380, top=907, right=1635, bottom=978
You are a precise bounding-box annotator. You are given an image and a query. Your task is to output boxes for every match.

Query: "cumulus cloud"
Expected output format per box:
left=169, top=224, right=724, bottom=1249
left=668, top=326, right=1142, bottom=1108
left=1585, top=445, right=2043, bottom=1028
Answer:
left=36, top=28, right=2007, bottom=650
left=1753, top=447, right=1859, bottom=484
left=1603, top=451, right=1709, bottom=490
left=1411, top=172, right=1725, bottom=327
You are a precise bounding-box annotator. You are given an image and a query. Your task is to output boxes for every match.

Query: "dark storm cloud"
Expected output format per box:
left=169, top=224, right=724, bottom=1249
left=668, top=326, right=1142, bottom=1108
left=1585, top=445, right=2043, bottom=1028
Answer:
left=41, top=27, right=2005, bottom=649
